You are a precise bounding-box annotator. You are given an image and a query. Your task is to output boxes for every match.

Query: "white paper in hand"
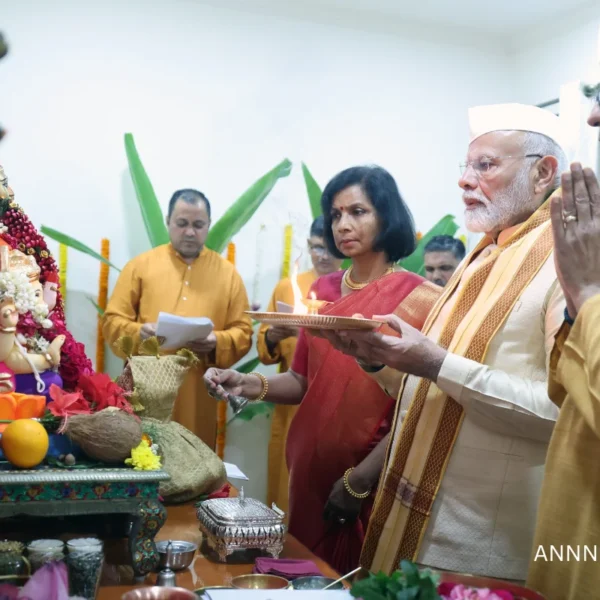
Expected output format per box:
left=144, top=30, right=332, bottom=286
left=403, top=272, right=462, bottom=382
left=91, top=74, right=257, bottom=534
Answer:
left=156, top=312, right=214, bottom=350
left=276, top=301, right=294, bottom=313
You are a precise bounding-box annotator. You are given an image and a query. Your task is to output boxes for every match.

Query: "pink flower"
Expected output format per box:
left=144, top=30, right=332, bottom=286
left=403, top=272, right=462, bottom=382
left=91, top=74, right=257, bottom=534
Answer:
left=438, top=583, right=514, bottom=600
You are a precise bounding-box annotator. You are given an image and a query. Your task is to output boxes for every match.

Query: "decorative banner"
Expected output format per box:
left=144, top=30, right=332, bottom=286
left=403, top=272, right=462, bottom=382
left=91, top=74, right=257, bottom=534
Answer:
left=280, top=224, right=293, bottom=280
left=216, top=241, right=237, bottom=459
left=59, top=244, right=68, bottom=308
left=96, top=238, right=110, bottom=373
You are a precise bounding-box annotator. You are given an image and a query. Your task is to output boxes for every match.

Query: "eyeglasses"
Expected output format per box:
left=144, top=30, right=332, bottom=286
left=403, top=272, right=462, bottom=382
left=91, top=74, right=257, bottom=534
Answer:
left=459, top=154, right=542, bottom=177
left=308, top=243, right=331, bottom=257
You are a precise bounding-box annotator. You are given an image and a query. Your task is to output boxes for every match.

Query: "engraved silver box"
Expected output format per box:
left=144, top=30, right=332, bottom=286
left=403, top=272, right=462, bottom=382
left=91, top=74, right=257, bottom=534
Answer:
left=196, top=488, right=286, bottom=562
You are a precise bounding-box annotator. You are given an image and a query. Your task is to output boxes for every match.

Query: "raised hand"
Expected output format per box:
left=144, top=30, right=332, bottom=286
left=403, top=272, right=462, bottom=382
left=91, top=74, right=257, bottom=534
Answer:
left=550, top=163, right=600, bottom=317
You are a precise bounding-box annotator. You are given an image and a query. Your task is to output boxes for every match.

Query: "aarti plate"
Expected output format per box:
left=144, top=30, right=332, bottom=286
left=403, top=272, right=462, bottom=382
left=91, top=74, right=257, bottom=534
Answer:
left=246, top=311, right=382, bottom=330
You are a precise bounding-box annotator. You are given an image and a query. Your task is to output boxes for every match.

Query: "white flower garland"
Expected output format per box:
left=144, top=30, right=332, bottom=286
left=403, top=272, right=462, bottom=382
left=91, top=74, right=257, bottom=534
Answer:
left=0, top=271, right=50, bottom=327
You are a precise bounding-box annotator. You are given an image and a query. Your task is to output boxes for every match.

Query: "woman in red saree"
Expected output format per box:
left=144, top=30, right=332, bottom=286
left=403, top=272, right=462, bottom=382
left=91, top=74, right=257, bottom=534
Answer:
left=204, top=166, right=439, bottom=573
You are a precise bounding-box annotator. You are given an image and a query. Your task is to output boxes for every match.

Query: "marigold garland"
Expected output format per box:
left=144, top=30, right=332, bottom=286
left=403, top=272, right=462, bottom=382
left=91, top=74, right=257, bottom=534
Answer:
left=59, top=244, right=68, bottom=308
left=216, top=242, right=237, bottom=459
left=416, top=231, right=423, bottom=241
left=280, top=224, right=293, bottom=280
left=96, top=238, right=110, bottom=373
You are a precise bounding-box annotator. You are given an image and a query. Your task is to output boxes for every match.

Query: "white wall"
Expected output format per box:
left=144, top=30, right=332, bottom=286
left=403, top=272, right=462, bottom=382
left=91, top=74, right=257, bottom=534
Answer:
left=1, top=0, right=513, bottom=500
left=510, top=4, right=600, bottom=107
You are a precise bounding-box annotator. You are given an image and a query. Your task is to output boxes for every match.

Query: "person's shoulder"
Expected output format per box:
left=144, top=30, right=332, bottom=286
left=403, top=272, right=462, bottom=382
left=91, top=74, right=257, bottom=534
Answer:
left=311, top=270, right=345, bottom=301
left=389, top=269, right=427, bottom=285
left=122, top=245, right=169, bottom=271
left=202, top=247, right=239, bottom=275
left=316, top=270, right=345, bottom=286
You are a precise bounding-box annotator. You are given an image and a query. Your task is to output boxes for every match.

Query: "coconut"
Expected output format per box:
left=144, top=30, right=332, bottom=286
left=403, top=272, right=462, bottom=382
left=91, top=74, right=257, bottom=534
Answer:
left=64, top=408, right=142, bottom=464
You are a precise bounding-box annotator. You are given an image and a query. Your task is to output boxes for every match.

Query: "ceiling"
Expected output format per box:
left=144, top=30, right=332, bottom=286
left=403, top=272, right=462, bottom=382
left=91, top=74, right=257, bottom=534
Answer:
left=198, top=0, right=597, bottom=44
left=295, top=0, right=594, bottom=35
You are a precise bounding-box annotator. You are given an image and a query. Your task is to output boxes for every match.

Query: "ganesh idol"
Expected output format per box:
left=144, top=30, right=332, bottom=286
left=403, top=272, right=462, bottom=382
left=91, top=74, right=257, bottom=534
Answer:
left=0, top=244, right=65, bottom=395
left=0, top=164, right=93, bottom=395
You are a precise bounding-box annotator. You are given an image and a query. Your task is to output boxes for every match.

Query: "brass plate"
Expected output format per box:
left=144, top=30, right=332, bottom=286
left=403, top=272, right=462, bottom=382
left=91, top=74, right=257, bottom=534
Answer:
left=246, top=312, right=382, bottom=331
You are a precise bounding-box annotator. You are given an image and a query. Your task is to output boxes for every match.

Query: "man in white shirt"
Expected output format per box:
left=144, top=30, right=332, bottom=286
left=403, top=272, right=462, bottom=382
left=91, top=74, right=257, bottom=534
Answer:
left=324, top=103, right=567, bottom=582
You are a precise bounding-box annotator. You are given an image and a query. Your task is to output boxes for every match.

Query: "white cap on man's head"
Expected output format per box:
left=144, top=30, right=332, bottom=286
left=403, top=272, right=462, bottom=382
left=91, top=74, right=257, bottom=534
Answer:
left=468, top=103, right=568, bottom=153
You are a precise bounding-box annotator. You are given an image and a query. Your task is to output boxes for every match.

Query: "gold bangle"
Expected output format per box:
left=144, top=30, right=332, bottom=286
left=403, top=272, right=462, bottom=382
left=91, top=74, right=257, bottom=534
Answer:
left=343, top=468, right=370, bottom=499
left=248, top=371, right=268, bottom=402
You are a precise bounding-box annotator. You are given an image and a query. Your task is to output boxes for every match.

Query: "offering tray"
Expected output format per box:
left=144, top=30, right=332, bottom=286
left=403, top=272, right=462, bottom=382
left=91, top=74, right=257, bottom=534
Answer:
left=246, top=311, right=382, bottom=331
left=196, top=488, right=286, bottom=562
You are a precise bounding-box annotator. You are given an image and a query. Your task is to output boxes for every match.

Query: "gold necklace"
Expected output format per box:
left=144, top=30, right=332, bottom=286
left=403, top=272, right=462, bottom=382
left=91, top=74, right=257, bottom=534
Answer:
left=342, top=265, right=395, bottom=290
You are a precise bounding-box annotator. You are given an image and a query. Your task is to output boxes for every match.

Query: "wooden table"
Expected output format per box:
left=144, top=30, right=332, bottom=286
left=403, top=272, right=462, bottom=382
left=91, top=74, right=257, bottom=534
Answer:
left=98, top=504, right=340, bottom=598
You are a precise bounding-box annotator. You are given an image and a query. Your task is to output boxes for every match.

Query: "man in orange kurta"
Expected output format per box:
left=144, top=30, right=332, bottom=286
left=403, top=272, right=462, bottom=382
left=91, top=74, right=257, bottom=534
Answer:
left=257, top=216, right=342, bottom=512
left=103, top=189, right=253, bottom=449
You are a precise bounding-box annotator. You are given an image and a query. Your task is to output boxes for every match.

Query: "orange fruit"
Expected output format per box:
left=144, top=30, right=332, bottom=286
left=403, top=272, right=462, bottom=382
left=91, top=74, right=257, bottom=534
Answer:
left=0, top=419, right=49, bottom=468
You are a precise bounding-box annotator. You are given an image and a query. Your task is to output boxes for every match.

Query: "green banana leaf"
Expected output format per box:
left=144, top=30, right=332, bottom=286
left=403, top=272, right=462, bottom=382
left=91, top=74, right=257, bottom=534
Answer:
left=40, top=227, right=121, bottom=271
left=87, top=296, right=105, bottom=316
left=236, top=356, right=261, bottom=373
left=124, top=133, right=170, bottom=248
left=301, top=162, right=323, bottom=220
left=398, top=215, right=459, bottom=276
left=232, top=401, right=273, bottom=422
left=205, top=159, right=292, bottom=254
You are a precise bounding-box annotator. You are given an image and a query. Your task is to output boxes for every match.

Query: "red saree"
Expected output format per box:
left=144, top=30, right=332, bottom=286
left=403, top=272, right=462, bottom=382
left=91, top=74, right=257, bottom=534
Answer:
left=287, top=271, right=440, bottom=573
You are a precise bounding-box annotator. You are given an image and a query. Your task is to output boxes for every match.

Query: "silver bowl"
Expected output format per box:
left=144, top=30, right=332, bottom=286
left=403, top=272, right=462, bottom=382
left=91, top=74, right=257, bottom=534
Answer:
left=156, top=541, right=197, bottom=571
left=290, top=576, right=344, bottom=590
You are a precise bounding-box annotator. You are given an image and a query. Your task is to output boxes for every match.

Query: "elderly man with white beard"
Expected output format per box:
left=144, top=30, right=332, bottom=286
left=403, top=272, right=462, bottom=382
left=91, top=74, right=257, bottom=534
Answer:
left=321, top=103, right=567, bottom=583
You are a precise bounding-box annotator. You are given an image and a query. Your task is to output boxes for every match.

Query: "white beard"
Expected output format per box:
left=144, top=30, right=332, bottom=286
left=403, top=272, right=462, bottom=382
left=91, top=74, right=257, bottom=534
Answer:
left=464, top=168, right=539, bottom=235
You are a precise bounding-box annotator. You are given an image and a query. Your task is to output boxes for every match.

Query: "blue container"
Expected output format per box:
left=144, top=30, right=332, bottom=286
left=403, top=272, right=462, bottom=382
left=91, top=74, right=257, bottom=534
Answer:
left=0, top=433, right=83, bottom=461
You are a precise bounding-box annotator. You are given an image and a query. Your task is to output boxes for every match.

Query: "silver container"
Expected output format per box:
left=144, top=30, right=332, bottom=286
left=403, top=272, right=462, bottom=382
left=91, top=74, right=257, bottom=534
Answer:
left=156, top=541, right=197, bottom=571
left=195, top=487, right=286, bottom=562
left=291, top=576, right=344, bottom=590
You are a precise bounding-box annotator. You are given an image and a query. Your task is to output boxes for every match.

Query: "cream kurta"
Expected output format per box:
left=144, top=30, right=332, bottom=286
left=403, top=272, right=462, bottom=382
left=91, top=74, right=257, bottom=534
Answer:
left=103, top=244, right=253, bottom=449
left=527, top=295, right=600, bottom=600
left=372, top=227, right=565, bottom=581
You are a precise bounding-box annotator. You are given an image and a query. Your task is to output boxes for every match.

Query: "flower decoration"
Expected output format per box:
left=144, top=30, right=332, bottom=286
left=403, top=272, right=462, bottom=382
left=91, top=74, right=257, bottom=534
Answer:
left=126, top=438, right=162, bottom=471
left=0, top=198, right=95, bottom=391
left=77, top=372, right=134, bottom=415
left=47, top=384, right=91, bottom=417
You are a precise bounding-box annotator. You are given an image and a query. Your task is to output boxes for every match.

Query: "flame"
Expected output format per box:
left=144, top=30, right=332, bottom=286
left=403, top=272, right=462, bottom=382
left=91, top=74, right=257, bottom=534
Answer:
left=306, top=291, right=320, bottom=315
left=290, top=258, right=308, bottom=315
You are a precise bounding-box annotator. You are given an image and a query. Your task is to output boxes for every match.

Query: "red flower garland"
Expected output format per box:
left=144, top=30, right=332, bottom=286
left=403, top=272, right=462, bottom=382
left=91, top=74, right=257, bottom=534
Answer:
left=1, top=200, right=94, bottom=390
